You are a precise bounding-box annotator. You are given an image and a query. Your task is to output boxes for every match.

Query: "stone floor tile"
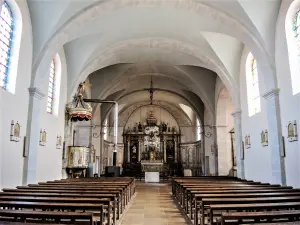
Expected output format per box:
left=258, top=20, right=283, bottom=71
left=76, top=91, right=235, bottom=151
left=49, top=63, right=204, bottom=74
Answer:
left=120, top=182, right=189, bottom=225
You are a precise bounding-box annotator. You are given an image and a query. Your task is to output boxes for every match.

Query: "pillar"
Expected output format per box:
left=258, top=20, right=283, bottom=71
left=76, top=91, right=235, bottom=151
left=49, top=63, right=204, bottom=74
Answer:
left=127, top=139, right=130, bottom=163
left=212, top=125, right=218, bottom=175
left=99, top=131, right=104, bottom=175
left=163, top=137, right=167, bottom=162
left=262, top=89, right=286, bottom=185
left=23, top=88, right=45, bottom=184
left=174, top=137, right=178, bottom=163
left=232, top=110, right=245, bottom=179
left=138, top=138, right=141, bottom=161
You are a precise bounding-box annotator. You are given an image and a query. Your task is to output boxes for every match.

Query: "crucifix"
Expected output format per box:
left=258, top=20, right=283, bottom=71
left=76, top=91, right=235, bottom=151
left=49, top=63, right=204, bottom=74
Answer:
left=148, top=76, right=155, bottom=105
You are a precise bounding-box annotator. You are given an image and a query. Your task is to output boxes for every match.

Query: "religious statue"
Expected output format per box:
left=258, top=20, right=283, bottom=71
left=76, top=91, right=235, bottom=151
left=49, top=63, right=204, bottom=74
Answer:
left=288, top=123, right=294, bottom=138
left=287, top=121, right=298, bottom=142
left=149, top=149, right=156, bottom=161
left=138, top=122, right=143, bottom=132
left=132, top=145, right=137, bottom=153
left=41, top=131, right=47, bottom=143
left=10, top=120, right=21, bottom=142
left=39, top=130, right=47, bottom=146
left=14, top=123, right=20, bottom=137
left=245, top=135, right=249, bottom=146
left=161, top=122, right=167, bottom=132
left=261, top=131, right=265, bottom=143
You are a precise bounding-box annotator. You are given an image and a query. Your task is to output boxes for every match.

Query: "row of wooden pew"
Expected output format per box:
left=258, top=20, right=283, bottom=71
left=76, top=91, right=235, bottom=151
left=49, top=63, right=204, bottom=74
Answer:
left=0, top=177, right=135, bottom=225
left=172, top=176, right=300, bottom=225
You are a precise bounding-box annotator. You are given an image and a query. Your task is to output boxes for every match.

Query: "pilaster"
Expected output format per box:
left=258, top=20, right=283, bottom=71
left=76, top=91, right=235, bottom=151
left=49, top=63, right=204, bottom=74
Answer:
left=262, top=88, right=286, bottom=185
left=163, top=137, right=167, bottom=162
left=127, top=139, right=130, bottom=163
left=23, top=87, right=45, bottom=184
left=232, top=110, right=245, bottom=179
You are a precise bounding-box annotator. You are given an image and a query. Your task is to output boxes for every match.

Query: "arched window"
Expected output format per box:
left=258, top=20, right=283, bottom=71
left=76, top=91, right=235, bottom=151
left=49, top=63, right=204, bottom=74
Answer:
left=103, top=119, right=108, bottom=140
left=47, top=59, right=56, bottom=113
left=246, top=53, right=261, bottom=117
left=47, top=54, right=61, bottom=115
left=0, top=1, right=13, bottom=90
left=196, top=118, right=201, bottom=141
left=285, top=1, right=300, bottom=95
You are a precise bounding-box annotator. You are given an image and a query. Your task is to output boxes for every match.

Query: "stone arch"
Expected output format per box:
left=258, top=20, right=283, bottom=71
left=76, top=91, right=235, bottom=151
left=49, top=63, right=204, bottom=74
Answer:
left=101, top=89, right=204, bottom=127
left=216, top=87, right=235, bottom=176
left=31, top=0, right=276, bottom=102
left=122, top=104, right=181, bottom=133
left=96, top=65, right=215, bottom=119
left=119, top=101, right=192, bottom=128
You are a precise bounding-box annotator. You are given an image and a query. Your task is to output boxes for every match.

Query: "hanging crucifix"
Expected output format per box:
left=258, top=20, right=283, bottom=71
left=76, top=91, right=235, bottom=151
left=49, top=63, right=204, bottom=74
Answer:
left=148, top=76, right=155, bottom=105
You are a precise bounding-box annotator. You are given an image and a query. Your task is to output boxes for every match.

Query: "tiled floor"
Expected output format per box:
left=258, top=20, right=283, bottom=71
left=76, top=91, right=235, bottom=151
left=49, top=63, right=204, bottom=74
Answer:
left=120, top=182, right=189, bottom=225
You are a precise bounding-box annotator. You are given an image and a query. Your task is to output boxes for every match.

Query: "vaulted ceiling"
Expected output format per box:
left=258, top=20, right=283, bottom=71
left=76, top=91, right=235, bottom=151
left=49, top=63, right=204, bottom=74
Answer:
left=27, top=0, right=281, bottom=124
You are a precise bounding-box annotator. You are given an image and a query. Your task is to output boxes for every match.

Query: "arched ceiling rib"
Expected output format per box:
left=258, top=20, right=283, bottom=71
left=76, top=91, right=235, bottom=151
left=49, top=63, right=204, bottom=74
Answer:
left=26, top=0, right=281, bottom=120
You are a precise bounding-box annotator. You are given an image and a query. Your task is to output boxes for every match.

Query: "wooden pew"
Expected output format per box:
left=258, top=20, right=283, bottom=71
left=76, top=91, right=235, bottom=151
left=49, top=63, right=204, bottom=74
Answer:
left=0, top=210, right=94, bottom=225
left=0, top=196, right=112, bottom=225
left=0, top=223, right=72, bottom=225
left=0, top=192, right=119, bottom=222
left=0, top=201, right=104, bottom=225
left=171, top=177, right=300, bottom=225
left=208, top=202, right=300, bottom=225
left=217, top=210, right=300, bottom=225
left=4, top=187, right=126, bottom=215
left=1, top=177, right=135, bottom=225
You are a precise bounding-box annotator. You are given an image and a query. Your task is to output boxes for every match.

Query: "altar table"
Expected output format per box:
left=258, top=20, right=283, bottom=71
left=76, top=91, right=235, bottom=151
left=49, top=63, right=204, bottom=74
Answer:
left=145, top=172, right=160, bottom=183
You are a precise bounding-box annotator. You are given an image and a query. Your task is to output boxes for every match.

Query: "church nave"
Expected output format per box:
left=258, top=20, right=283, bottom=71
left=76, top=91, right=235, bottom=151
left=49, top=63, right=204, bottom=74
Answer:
left=120, top=182, right=188, bottom=225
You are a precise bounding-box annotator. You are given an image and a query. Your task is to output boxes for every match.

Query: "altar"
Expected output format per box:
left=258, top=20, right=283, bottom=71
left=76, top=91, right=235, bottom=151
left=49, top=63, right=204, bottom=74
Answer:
left=123, top=110, right=181, bottom=177
left=141, top=161, right=163, bottom=183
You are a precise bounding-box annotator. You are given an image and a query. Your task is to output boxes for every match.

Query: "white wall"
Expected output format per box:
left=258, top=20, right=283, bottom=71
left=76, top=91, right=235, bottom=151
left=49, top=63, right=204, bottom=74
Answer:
left=35, top=48, right=67, bottom=183
left=0, top=0, right=32, bottom=189
left=275, top=0, right=300, bottom=187
left=216, top=87, right=234, bottom=175
left=239, top=48, right=272, bottom=184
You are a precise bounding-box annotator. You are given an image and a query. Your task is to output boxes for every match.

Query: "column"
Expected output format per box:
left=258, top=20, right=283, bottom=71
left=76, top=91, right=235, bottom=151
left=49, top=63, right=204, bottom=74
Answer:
left=212, top=125, right=218, bottom=175
left=262, top=89, right=286, bottom=185
left=99, top=131, right=104, bottom=175
left=127, top=139, right=130, bottom=163
left=138, top=138, right=141, bottom=161
left=232, top=110, right=245, bottom=179
left=174, top=137, right=178, bottom=163
left=164, top=137, right=167, bottom=162
left=23, top=88, right=45, bottom=184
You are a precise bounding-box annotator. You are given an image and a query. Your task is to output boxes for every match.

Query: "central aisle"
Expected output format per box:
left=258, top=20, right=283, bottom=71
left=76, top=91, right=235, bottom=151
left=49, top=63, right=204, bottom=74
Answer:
left=120, top=182, right=189, bottom=225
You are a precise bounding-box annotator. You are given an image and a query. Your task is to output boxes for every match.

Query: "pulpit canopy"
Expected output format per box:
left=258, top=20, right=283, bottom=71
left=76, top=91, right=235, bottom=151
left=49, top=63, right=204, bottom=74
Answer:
left=66, top=83, right=92, bottom=122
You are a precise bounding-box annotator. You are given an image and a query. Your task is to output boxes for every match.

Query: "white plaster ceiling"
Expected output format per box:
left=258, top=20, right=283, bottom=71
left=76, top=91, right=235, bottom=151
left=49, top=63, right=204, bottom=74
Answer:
left=26, top=0, right=281, bottom=120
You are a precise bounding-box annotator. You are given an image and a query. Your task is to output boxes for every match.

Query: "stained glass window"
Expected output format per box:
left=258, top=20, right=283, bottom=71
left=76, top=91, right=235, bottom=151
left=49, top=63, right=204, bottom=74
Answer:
left=246, top=53, right=261, bottom=116
left=291, top=8, right=300, bottom=94
left=103, top=119, right=108, bottom=140
left=47, top=59, right=56, bottom=114
left=0, top=1, right=13, bottom=89
left=196, top=118, right=201, bottom=141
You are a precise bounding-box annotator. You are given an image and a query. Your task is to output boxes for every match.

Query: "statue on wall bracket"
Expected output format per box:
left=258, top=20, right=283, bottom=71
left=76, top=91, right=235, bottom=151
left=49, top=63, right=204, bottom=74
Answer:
left=56, top=135, right=63, bottom=149
left=10, top=120, right=21, bottom=142
left=244, top=134, right=251, bottom=149
left=287, top=120, right=298, bottom=142
left=261, top=129, right=268, bottom=147
left=39, top=129, right=47, bottom=146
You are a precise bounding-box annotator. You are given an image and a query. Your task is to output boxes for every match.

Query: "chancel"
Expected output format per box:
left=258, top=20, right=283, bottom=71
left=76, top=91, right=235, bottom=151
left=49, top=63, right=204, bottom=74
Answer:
left=2, top=0, right=300, bottom=225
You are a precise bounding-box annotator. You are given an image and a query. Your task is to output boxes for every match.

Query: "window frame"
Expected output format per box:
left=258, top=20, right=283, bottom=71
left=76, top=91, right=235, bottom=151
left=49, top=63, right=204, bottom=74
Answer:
left=0, top=1, right=14, bottom=90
